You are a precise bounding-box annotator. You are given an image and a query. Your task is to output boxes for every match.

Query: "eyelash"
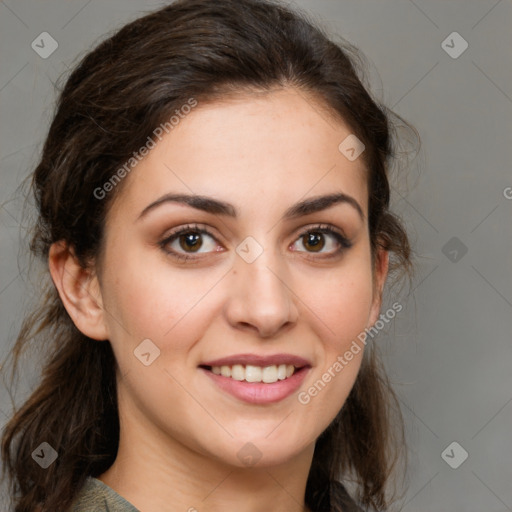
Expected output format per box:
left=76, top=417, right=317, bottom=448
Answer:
left=158, top=223, right=352, bottom=262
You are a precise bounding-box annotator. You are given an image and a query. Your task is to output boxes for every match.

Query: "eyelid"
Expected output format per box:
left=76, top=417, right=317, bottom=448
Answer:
left=161, top=223, right=216, bottom=242
left=294, top=223, right=350, bottom=244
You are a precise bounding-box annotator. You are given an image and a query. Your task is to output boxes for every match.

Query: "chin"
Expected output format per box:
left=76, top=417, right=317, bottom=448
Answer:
left=213, top=434, right=312, bottom=469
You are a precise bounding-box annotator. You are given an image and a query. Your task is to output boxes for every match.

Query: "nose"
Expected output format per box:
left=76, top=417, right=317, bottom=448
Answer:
left=224, top=246, right=299, bottom=339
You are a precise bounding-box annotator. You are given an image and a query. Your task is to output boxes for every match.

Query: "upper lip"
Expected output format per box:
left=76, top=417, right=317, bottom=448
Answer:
left=200, top=353, right=311, bottom=368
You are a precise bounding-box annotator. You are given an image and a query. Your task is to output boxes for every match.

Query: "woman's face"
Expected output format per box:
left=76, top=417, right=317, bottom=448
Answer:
left=95, top=88, right=386, bottom=468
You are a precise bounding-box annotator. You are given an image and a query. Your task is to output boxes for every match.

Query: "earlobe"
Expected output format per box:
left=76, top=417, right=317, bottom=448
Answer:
left=368, top=248, right=390, bottom=327
left=48, top=241, right=109, bottom=341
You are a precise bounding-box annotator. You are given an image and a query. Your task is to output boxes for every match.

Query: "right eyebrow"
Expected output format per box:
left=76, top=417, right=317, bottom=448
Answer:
left=137, top=193, right=236, bottom=221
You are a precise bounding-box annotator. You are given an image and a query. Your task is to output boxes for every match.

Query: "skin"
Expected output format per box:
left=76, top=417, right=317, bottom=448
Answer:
left=49, top=87, right=388, bottom=512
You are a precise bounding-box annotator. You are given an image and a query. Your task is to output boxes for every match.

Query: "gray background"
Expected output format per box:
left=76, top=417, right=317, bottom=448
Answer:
left=1, top=0, right=511, bottom=510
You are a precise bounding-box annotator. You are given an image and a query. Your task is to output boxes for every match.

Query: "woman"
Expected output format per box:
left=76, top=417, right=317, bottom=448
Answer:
left=1, top=0, right=413, bottom=510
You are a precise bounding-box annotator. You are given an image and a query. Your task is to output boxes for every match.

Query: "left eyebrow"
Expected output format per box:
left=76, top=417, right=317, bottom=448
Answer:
left=282, top=192, right=364, bottom=221
left=136, top=192, right=364, bottom=222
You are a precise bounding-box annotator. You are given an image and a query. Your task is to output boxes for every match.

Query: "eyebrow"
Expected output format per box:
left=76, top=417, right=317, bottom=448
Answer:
left=137, top=192, right=364, bottom=222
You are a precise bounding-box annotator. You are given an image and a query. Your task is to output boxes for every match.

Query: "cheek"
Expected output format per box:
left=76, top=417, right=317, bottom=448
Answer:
left=303, top=256, right=375, bottom=347
left=100, top=248, right=226, bottom=366
left=321, top=277, right=373, bottom=340
left=294, top=254, right=374, bottom=410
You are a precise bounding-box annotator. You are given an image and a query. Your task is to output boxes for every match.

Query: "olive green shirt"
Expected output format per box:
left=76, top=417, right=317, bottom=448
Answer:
left=70, top=476, right=363, bottom=512
left=71, top=477, right=140, bottom=511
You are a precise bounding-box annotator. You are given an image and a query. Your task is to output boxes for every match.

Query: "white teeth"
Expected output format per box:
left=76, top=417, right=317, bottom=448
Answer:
left=210, top=364, right=297, bottom=383
left=245, top=365, right=262, bottom=382
left=231, top=364, right=244, bottom=381
left=277, top=364, right=287, bottom=380
left=262, top=365, right=277, bottom=383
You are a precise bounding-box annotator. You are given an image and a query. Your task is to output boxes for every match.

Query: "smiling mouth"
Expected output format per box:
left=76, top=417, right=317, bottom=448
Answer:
left=200, top=364, right=301, bottom=384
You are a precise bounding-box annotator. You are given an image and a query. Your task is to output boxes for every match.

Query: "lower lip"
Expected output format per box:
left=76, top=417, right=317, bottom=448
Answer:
left=200, top=367, right=310, bottom=404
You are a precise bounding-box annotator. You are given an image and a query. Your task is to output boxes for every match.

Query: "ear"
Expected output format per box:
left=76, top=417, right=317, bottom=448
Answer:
left=368, top=248, right=389, bottom=327
left=48, top=241, right=109, bottom=341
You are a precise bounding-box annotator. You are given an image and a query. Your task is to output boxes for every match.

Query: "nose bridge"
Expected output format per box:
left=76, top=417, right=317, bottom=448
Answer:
left=242, top=247, right=285, bottom=298
left=226, top=236, right=298, bottom=336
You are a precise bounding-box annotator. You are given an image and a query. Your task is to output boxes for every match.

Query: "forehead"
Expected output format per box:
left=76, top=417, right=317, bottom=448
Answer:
left=108, top=88, right=368, bottom=221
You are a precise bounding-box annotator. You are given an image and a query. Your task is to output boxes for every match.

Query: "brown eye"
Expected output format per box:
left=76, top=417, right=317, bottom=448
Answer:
left=178, top=232, right=203, bottom=252
left=302, top=232, right=325, bottom=252
left=159, top=224, right=221, bottom=261
left=291, top=225, right=352, bottom=257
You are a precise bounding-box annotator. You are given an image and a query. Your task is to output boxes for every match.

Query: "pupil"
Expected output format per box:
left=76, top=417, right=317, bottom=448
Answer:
left=180, top=232, right=202, bottom=252
left=305, top=232, right=324, bottom=252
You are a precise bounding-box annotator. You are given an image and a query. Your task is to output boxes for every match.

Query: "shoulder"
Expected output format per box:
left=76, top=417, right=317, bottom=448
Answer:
left=69, top=476, right=140, bottom=512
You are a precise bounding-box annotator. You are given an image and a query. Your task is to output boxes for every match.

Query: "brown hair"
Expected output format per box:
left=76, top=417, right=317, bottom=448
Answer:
left=1, top=1, right=414, bottom=510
